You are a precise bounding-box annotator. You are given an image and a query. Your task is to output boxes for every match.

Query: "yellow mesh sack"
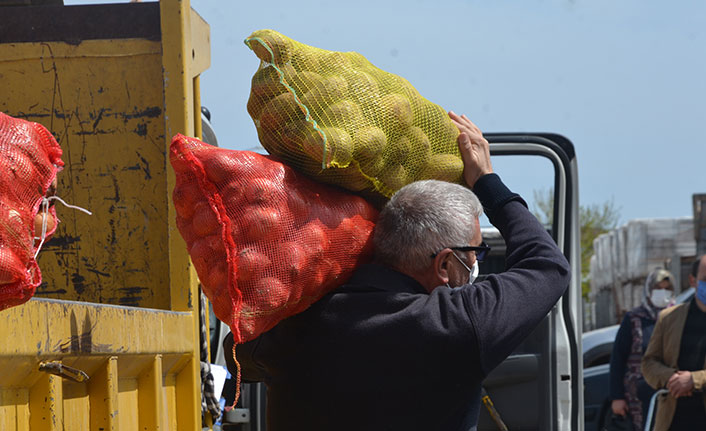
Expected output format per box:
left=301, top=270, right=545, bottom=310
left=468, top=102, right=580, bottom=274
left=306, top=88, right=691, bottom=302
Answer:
left=245, top=29, right=463, bottom=198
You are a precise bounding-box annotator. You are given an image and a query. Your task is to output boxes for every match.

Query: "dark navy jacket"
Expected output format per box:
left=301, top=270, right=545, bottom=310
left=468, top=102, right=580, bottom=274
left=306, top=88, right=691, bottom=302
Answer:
left=225, top=174, right=571, bottom=431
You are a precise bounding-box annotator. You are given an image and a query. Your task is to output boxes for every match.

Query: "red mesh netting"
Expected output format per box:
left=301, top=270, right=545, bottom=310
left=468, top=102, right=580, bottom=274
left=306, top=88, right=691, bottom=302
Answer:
left=170, top=134, right=378, bottom=344
left=0, top=112, right=63, bottom=311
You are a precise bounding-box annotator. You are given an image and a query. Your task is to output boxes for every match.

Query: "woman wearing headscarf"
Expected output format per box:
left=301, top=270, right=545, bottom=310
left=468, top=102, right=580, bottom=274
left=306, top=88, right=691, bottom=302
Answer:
left=608, top=268, right=676, bottom=431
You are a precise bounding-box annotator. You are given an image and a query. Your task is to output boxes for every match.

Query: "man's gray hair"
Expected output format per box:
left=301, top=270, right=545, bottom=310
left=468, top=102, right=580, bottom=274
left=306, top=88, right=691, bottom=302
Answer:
left=373, top=180, right=483, bottom=273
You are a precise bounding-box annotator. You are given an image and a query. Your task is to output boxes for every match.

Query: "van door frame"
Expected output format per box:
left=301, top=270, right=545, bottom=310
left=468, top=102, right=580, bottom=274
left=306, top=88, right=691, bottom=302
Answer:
left=485, top=133, right=583, bottom=431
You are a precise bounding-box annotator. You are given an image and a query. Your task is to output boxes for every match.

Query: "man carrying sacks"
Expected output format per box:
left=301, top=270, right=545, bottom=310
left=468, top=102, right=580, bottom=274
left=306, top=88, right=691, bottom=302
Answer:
left=224, top=112, right=570, bottom=431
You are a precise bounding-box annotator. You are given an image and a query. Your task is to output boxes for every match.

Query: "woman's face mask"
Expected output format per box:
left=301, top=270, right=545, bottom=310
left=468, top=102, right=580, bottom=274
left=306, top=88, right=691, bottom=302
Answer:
left=650, top=288, right=673, bottom=308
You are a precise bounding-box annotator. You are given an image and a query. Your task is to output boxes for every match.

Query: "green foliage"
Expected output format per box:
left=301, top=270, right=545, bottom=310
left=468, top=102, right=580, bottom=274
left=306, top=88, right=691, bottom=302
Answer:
left=532, top=189, right=621, bottom=299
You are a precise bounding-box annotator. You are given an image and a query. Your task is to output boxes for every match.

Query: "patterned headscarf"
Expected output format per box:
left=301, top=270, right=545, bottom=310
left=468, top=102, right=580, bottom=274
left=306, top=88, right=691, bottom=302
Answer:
left=634, top=268, right=676, bottom=320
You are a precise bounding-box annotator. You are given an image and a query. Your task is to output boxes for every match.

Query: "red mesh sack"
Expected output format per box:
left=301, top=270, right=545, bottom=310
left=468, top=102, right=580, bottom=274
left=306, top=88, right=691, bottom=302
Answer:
left=170, top=134, right=378, bottom=344
left=0, top=112, right=63, bottom=311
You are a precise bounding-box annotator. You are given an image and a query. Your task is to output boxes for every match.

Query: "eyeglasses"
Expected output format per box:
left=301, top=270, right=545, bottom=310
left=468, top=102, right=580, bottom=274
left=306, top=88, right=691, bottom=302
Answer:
left=430, top=242, right=491, bottom=262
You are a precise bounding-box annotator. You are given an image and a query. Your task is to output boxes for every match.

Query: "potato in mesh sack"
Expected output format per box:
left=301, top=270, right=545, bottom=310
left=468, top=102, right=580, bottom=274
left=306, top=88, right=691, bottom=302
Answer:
left=245, top=29, right=463, bottom=198
left=0, top=112, right=63, bottom=311
left=169, top=134, right=378, bottom=345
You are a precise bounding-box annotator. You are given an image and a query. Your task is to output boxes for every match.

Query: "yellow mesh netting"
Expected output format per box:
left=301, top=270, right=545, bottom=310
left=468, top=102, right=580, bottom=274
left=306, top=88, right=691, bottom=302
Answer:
left=245, top=29, right=463, bottom=198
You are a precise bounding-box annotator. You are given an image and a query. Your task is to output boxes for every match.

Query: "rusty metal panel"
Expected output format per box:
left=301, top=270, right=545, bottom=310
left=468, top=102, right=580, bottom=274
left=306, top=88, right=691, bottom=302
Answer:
left=0, top=389, right=29, bottom=429
left=163, top=372, right=179, bottom=431
left=0, top=1, right=209, bottom=428
left=137, top=355, right=165, bottom=430
left=0, top=39, right=171, bottom=309
left=88, top=357, right=118, bottom=431
left=0, top=3, right=161, bottom=44
left=0, top=298, right=194, bottom=363
left=0, top=299, right=199, bottom=429
left=62, top=380, right=90, bottom=430
left=118, top=377, right=140, bottom=430
left=190, top=8, right=211, bottom=78
left=28, top=373, right=62, bottom=430
left=159, top=2, right=206, bottom=428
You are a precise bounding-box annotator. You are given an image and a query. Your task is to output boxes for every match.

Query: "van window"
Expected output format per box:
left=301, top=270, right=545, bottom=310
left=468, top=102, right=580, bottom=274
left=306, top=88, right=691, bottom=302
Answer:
left=479, top=154, right=555, bottom=278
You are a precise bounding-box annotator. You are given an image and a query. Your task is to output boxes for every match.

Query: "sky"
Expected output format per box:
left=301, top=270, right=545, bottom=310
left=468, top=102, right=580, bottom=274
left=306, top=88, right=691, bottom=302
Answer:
left=70, top=0, right=706, bottom=225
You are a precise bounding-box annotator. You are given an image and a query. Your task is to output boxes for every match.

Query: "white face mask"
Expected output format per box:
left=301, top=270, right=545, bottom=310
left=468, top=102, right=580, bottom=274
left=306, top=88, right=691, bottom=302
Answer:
left=469, top=260, right=479, bottom=284
left=650, top=289, right=673, bottom=308
left=448, top=252, right=479, bottom=287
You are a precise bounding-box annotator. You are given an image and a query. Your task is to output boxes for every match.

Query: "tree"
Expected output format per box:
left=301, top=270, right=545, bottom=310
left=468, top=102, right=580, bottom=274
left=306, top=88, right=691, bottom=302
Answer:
left=532, top=189, right=621, bottom=299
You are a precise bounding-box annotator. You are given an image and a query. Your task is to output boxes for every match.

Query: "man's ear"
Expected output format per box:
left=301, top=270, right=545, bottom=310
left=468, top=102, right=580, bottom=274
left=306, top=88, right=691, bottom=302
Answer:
left=432, top=249, right=453, bottom=286
left=689, top=274, right=696, bottom=288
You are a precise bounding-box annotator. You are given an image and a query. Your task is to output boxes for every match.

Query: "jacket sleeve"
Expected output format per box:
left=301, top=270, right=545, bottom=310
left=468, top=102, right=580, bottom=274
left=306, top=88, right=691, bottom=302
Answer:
left=690, top=370, right=706, bottom=391
left=641, top=310, right=676, bottom=390
left=462, top=174, right=571, bottom=375
left=608, top=313, right=632, bottom=400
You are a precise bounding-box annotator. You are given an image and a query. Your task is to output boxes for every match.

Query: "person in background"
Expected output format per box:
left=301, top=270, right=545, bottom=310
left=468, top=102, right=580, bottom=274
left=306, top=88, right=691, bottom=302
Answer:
left=609, top=268, right=676, bottom=430
left=689, top=257, right=702, bottom=291
left=642, top=254, right=706, bottom=431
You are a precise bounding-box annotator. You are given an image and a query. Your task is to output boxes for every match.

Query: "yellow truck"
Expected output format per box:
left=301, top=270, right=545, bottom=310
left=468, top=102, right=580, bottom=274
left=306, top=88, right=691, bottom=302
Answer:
left=0, top=1, right=214, bottom=429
